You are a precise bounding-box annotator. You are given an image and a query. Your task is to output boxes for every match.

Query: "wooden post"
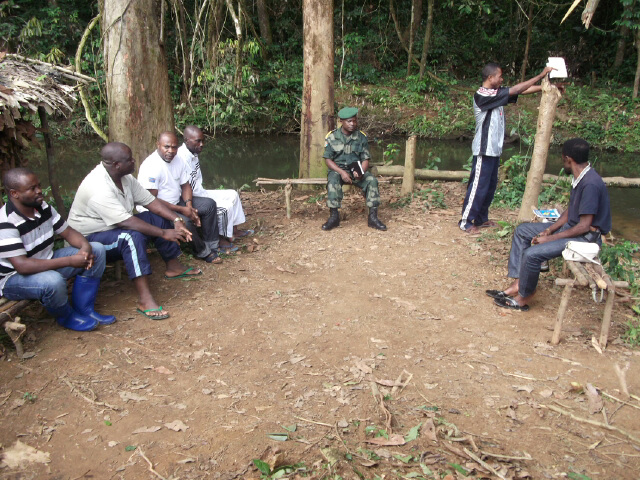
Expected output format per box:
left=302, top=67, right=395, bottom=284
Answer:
left=600, top=275, right=615, bottom=349
left=552, top=281, right=574, bottom=345
left=37, top=106, right=67, bottom=218
left=517, top=77, right=562, bottom=222
left=401, top=135, right=417, bottom=196
left=285, top=183, right=293, bottom=219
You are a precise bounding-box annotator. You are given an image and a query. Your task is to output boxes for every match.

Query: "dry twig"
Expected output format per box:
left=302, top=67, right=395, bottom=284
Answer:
left=62, top=379, right=120, bottom=411
left=542, top=404, right=640, bottom=445
left=463, top=447, right=505, bottom=480
left=138, top=449, right=167, bottom=480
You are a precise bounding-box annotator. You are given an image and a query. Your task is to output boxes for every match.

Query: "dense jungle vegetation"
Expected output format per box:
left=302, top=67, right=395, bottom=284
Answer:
left=1, top=0, right=640, bottom=151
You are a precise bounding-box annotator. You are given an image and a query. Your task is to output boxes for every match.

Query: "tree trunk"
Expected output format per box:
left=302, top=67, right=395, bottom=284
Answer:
left=101, top=0, right=174, bottom=169
left=225, top=0, right=244, bottom=89
left=406, top=0, right=417, bottom=76
left=519, top=2, right=534, bottom=82
left=172, top=0, right=191, bottom=104
left=581, top=0, right=601, bottom=29
left=614, top=1, right=632, bottom=68
left=37, top=107, right=66, bottom=218
left=206, top=0, right=225, bottom=67
left=635, top=29, right=640, bottom=99
left=256, top=0, right=272, bottom=46
left=299, top=0, right=334, bottom=179
left=518, top=77, right=562, bottom=222
left=418, top=0, right=434, bottom=80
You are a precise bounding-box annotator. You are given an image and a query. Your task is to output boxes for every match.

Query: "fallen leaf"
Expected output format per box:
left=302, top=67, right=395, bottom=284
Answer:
left=0, top=441, right=50, bottom=468
left=539, top=388, right=553, bottom=398
left=119, top=391, right=147, bottom=402
left=177, top=458, right=196, bottom=464
left=516, top=385, right=534, bottom=393
left=585, top=383, right=603, bottom=414
left=404, top=423, right=422, bottom=442
left=266, top=433, right=289, bottom=442
left=375, top=379, right=398, bottom=387
left=423, top=418, right=438, bottom=443
left=591, top=336, right=603, bottom=354
left=132, top=426, right=162, bottom=434
left=320, top=448, right=341, bottom=466
left=154, top=366, right=174, bottom=375
left=164, top=420, right=189, bottom=432
left=355, top=360, right=372, bottom=374
left=365, top=434, right=406, bottom=446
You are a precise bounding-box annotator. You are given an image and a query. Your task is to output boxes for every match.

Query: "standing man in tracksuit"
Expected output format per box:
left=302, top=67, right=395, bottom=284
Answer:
left=459, top=63, right=554, bottom=234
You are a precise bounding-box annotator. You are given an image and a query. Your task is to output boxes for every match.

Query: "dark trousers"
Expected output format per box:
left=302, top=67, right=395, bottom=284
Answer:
left=177, top=196, right=219, bottom=258
left=87, top=211, right=182, bottom=280
left=508, top=223, right=602, bottom=297
left=460, top=155, right=499, bottom=230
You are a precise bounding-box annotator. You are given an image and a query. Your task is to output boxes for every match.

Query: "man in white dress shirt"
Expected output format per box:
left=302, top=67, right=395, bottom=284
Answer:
left=176, top=126, right=252, bottom=252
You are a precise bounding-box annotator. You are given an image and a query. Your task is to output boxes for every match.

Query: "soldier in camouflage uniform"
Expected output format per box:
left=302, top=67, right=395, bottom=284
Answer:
left=321, top=107, right=387, bottom=231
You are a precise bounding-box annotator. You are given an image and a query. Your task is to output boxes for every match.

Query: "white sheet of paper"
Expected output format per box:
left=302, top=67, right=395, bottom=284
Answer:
left=547, top=57, right=568, bottom=78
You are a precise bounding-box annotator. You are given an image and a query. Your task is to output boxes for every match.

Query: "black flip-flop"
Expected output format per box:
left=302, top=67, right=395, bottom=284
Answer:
left=494, top=296, right=529, bottom=311
left=486, top=289, right=509, bottom=299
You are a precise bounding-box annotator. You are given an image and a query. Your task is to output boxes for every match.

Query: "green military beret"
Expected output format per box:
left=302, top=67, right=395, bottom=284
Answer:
left=338, top=107, right=358, bottom=120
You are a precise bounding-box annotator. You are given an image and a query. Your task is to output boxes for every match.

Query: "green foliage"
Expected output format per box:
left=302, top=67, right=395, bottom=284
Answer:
left=600, top=240, right=640, bottom=345
left=493, top=154, right=570, bottom=209
left=383, top=142, right=400, bottom=163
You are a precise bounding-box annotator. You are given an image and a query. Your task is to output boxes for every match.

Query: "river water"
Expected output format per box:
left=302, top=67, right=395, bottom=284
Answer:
left=25, top=135, right=640, bottom=242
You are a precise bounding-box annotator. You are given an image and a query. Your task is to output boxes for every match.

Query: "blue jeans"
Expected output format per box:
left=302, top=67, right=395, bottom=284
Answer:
left=507, top=223, right=602, bottom=297
left=2, top=243, right=107, bottom=311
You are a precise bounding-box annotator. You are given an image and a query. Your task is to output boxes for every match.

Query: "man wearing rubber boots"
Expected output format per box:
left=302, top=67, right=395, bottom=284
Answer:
left=0, top=168, right=115, bottom=332
left=322, top=107, right=386, bottom=231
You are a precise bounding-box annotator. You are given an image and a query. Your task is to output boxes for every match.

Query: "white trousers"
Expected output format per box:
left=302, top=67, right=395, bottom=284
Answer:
left=204, top=189, right=246, bottom=238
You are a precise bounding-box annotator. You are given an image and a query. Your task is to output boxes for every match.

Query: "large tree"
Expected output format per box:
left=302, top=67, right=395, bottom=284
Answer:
left=101, top=0, right=174, bottom=167
left=299, top=0, right=334, bottom=179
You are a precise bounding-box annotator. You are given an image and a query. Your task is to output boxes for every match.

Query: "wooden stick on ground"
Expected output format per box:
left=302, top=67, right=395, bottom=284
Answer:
left=463, top=447, right=506, bottom=480
left=542, top=404, right=640, bottom=445
left=138, top=449, right=167, bottom=480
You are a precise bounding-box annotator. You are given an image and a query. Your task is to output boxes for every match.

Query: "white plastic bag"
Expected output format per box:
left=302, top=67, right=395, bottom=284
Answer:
left=562, top=241, right=600, bottom=264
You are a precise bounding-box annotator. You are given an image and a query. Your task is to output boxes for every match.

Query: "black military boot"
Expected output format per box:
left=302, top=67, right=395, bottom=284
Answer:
left=367, top=207, right=387, bottom=231
left=322, top=208, right=340, bottom=231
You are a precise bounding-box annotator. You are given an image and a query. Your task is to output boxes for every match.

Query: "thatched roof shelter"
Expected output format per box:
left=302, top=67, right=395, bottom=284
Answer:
left=0, top=52, right=95, bottom=212
left=0, top=52, right=93, bottom=134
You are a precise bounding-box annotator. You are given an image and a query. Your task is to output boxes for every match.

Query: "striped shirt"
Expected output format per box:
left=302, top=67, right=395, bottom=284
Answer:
left=0, top=200, right=67, bottom=293
left=471, top=86, right=518, bottom=157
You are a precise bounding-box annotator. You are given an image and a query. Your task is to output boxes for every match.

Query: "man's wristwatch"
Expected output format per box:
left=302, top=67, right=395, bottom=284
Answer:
left=173, top=217, right=184, bottom=223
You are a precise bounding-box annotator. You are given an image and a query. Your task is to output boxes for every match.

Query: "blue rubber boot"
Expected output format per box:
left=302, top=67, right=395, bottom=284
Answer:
left=48, top=302, right=98, bottom=332
left=72, top=276, right=117, bottom=325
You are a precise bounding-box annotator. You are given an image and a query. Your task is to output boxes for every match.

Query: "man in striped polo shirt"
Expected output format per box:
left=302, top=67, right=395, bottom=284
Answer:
left=460, top=63, right=554, bottom=234
left=0, top=168, right=115, bottom=331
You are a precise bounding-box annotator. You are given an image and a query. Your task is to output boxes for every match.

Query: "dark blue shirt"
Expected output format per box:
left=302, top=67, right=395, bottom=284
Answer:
left=567, top=168, right=611, bottom=234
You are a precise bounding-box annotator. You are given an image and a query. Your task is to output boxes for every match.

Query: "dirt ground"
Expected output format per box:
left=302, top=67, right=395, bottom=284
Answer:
left=1, top=183, right=639, bottom=480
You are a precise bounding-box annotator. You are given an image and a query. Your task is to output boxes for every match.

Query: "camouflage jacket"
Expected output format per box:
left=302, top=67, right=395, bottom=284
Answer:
left=323, top=128, right=371, bottom=168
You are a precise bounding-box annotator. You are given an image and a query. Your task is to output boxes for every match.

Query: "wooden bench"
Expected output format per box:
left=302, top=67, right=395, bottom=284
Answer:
left=552, top=260, right=628, bottom=349
left=254, top=175, right=391, bottom=219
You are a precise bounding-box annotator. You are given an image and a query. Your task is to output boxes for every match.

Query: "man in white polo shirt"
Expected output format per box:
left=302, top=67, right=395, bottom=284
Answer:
left=138, top=132, right=222, bottom=264
left=68, top=142, right=199, bottom=320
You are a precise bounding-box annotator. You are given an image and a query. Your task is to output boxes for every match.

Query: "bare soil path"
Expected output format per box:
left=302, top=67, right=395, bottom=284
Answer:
left=1, top=185, right=638, bottom=480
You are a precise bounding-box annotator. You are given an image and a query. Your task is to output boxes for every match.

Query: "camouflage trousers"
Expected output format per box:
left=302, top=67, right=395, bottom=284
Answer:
left=326, top=170, right=380, bottom=209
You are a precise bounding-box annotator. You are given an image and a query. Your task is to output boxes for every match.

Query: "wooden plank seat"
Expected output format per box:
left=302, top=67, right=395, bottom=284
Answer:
left=552, top=260, right=628, bottom=349
left=254, top=176, right=390, bottom=219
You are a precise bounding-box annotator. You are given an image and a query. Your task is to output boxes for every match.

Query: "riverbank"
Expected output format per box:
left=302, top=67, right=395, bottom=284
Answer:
left=1, top=186, right=638, bottom=479
left=334, top=79, right=640, bottom=152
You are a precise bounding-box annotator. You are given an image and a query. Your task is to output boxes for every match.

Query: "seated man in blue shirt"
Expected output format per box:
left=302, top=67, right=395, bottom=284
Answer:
left=486, top=138, right=612, bottom=311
